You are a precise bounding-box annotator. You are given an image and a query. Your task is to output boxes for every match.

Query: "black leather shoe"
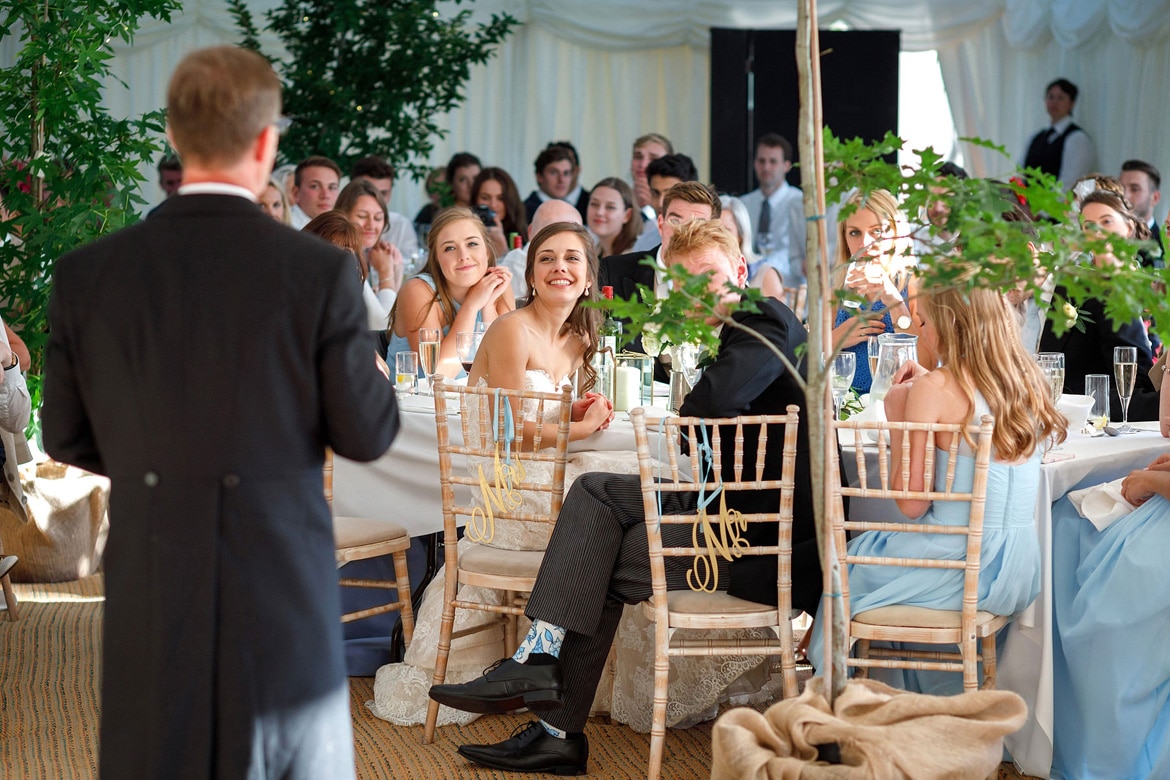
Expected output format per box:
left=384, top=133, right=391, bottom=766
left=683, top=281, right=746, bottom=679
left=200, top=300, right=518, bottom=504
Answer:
left=428, top=654, right=563, bottom=714
left=458, top=720, right=587, bottom=775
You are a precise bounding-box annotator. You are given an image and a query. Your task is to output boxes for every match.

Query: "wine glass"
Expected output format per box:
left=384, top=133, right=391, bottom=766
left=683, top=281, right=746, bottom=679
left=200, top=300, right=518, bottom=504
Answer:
left=1035, top=353, right=1065, bottom=404
left=455, top=331, right=480, bottom=376
left=1113, top=346, right=1138, bottom=433
left=830, top=352, right=856, bottom=418
left=418, top=327, right=441, bottom=395
left=866, top=336, right=881, bottom=385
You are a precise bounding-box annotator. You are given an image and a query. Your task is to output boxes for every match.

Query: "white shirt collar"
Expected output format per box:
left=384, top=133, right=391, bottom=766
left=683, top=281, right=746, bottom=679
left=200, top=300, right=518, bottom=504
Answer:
left=1050, top=115, right=1074, bottom=133
left=177, top=182, right=258, bottom=202
left=764, top=180, right=791, bottom=207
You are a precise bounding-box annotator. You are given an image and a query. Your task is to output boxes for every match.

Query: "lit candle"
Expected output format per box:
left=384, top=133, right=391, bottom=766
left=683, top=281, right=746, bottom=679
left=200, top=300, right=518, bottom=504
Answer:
left=614, top=365, right=641, bottom=412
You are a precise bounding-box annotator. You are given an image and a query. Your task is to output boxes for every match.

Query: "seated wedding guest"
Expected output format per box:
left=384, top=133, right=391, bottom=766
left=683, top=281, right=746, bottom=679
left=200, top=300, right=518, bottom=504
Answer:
left=259, top=177, right=291, bottom=225
left=831, top=188, right=922, bottom=393
left=289, top=155, right=341, bottom=229
left=1119, top=159, right=1163, bottom=262
left=335, top=179, right=403, bottom=313
left=469, top=222, right=614, bottom=439
left=386, top=206, right=512, bottom=379
left=427, top=219, right=818, bottom=775
left=157, top=155, right=183, bottom=199
left=1021, top=78, right=1097, bottom=192
left=471, top=167, right=527, bottom=258
left=0, top=315, right=32, bottom=526
left=302, top=210, right=389, bottom=330
left=586, top=177, right=639, bottom=259
left=912, top=161, right=968, bottom=257
left=740, top=133, right=805, bottom=286
left=808, top=286, right=1065, bottom=693
left=631, top=154, right=699, bottom=253
left=414, top=166, right=446, bottom=235
left=351, top=155, right=419, bottom=259
left=629, top=133, right=673, bottom=249
left=446, top=152, right=482, bottom=210
left=1040, top=188, right=1157, bottom=419
left=1047, top=448, right=1170, bottom=778
left=498, top=198, right=584, bottom=301
left=719, top=194, right=772, bottom=295
left=523, top=142, right=590, bottom=222
left=272, top=163, right=296, bottom=203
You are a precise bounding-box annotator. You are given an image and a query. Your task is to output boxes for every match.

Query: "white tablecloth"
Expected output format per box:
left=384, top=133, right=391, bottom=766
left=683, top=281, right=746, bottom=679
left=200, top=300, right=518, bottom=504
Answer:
left=840, top=422, right=1170, bottom=778
left=333, top=393, right=672, bottom=537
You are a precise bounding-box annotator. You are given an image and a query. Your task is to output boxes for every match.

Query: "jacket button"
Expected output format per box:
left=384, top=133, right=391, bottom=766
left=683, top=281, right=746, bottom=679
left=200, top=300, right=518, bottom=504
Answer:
left=222, top=474, right=240, bottom=488
left=144, top=472, right=159, bottom=487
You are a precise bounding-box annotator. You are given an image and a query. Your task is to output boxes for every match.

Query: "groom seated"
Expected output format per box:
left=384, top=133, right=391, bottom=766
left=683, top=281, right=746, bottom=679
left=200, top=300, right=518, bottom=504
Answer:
left=428, top=218, right=819, bottom=775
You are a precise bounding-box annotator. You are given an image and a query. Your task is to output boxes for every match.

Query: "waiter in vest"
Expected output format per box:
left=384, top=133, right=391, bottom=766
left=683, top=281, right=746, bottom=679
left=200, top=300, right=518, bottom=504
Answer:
left=1022, top=78, right=1097, bottom=192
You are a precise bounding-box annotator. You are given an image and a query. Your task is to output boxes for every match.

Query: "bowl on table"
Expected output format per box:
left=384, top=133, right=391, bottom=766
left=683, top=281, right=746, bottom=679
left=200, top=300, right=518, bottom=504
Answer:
left=1056, top=394, right=1094, bottom=431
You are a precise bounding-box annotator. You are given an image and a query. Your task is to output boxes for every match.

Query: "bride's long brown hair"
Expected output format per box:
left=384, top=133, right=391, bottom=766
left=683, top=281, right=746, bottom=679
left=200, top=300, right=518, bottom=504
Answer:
left=922, top=286, right=1066, bottom=460
left=523, top=222, right=602, bottom=392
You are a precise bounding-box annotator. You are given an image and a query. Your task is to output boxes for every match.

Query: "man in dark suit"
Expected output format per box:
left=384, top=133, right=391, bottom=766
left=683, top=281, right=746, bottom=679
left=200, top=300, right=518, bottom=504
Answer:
left=600, top=181, right=721, bottom=379
left=42, top=46, right=399, bottom=779
left=429, top=219, right=817, bottom=775
left=1120, top=159, right=1164, bottom=263
left=522, top=142, right=590, bottom=223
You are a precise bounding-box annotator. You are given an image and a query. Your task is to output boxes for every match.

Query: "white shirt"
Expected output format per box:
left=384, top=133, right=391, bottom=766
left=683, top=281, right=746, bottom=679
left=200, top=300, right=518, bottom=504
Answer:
left=1026, top=116, right=1097, bottom=192
left=740, top=181, right=806, bottom=286
left=382, top=211, right=419, bottom=258
left=177, top=182, right=257, bottom=202
left=289, top=203, right=312, bottom=230
left=499, top=246, right=530, bottom=300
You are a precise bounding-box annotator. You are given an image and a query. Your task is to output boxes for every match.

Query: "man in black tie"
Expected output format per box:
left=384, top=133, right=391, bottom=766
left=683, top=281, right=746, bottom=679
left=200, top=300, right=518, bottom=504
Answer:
left=1021, top=78, right=1097, bottom=191
left=1120, top=159, right=1164, bottom=264
left=429, top=218, right=818, bottom=775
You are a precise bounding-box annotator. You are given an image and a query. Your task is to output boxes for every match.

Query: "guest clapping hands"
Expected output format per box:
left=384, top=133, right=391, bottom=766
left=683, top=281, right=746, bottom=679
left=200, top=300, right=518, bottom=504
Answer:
left=387, top=207, right=513, bottom=379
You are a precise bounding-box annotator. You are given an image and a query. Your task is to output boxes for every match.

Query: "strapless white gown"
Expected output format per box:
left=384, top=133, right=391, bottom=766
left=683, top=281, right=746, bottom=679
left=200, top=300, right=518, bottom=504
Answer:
left=367, top=370, right=786, bottom=731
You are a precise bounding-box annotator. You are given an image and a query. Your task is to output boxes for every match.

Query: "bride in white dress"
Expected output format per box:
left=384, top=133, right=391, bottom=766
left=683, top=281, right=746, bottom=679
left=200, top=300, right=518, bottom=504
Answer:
left=368, top=222, right=784, bottom=731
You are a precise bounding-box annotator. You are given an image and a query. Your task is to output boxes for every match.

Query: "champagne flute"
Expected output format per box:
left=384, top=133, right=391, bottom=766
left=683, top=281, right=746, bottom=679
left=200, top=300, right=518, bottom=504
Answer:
left=418, top=327, right=441, bottom=395
left=1036, top=352, right=1065, bottom=404
left=830, top=352, right=856, bottom=418
left=1113, top=346, right=1138, bottom=433
left=866, top=335, right=881, bottom=383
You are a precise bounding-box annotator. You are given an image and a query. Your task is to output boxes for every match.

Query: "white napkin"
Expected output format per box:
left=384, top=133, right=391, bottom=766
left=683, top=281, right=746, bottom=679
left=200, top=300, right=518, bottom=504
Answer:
left=1067, top=478, right=1136, bottom=531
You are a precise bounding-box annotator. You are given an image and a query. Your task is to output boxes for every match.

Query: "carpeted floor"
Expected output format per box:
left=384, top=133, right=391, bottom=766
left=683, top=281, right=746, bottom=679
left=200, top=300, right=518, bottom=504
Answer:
left=1, top=576, right=1039, bottom=779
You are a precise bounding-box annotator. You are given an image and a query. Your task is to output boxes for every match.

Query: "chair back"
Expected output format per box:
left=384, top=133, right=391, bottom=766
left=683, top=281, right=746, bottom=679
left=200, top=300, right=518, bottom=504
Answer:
left=433, top=377, right=574, bottom=551
left=631, top=406, right=801, bottom=623
left=832, top=415, right=995, bottom=626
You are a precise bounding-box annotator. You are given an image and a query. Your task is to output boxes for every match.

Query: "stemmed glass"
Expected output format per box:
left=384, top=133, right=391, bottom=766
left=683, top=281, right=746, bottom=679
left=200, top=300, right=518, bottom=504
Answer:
left=866, top=335, right=881, bottom=386
left=1113, top=346, right=1138, bottom=433
left=417, top=327, right=441, bottom=395
left=1035, top=353, right=1065, bottom=405
left=829, top=352, right=856, bottom=418
left=455, top=331, right=481, bottom=376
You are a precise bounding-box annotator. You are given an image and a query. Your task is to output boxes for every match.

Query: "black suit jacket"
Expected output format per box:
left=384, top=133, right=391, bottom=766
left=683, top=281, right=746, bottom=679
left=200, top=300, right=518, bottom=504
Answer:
left=42, top=194, right=399, bottom=778
left=678, top=298, right=819, bottom=612
left=598, top=246, right=669, bottom=379
left=523, top=189, right=591, bottom=223
left=1039, top=292, right=1158, bottom=421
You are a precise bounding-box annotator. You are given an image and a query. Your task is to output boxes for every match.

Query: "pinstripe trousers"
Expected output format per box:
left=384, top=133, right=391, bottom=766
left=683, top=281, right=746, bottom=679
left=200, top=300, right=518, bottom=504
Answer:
left=524, top=472, right=722, bottom=733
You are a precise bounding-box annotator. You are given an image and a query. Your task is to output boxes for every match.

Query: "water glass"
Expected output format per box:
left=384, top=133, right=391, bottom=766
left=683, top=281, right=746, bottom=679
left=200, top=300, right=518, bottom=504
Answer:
left=1113, top=346, right=1138, bottom=433
left=395, top=351, right=418, bottom=396
left=869, top=333, right=918, bottom=401
left=1084, top=374, right=1110, bottom=429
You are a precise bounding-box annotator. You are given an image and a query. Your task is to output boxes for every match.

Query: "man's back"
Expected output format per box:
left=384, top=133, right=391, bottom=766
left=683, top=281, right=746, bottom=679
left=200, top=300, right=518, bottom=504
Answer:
left=42, top=192, right=399, bottom=778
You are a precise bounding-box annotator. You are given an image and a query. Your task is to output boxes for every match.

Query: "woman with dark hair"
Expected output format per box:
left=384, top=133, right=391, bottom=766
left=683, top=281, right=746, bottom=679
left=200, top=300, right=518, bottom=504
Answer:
left=470, top=167, right=527, bottom=258
left=385, top=206, right=513, bottom=379
left=445, top=152, right=482, bottom=209
left=586, top=177, right=640, bottom=257
left=1039, top=187, right=1158, bottom=418
left=303, top=210, right=392, bottom=330
left=335, top=179, right=403, bottom=313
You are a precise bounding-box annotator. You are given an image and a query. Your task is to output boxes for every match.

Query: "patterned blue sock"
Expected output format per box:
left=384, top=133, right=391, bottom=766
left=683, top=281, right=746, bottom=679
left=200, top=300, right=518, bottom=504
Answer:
left=539, top=719, right=567, bottom=739
left=512, top=619, right=566, bottom=662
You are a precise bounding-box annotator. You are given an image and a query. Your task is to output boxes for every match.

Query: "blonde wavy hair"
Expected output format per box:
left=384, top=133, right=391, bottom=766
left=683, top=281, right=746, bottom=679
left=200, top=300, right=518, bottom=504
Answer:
left=921, top=286, right=1066, bottom=460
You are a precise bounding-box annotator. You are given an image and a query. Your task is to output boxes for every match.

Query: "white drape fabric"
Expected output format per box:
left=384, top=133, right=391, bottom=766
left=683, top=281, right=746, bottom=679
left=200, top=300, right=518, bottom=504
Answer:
left=4, top=0, right=1170, bottom=218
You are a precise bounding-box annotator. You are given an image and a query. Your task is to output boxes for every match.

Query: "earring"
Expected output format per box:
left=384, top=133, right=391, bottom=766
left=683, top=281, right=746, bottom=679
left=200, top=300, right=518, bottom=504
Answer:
left=584, top=286, right=592, bottom=296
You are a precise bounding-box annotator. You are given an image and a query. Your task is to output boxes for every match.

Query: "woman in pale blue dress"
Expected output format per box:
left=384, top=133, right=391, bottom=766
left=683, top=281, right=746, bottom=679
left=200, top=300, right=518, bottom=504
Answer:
left=809, top=286, right=1067, bottom=694
left=1048, top=453, right=1170, bottom=779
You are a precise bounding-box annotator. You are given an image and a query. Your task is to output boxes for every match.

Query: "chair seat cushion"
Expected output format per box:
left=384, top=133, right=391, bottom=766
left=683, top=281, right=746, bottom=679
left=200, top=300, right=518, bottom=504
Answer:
left=333, top=515, right=409, bottom=548
left=458, top=544, right=545, bottom=579
left=853, top=604, right=999, bottom=629
left=663, top=589, right=780, bottom=616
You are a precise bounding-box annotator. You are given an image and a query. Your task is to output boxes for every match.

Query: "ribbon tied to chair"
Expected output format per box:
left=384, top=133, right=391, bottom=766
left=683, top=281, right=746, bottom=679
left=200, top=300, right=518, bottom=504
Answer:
left=467, top=389, right=526, bottom=545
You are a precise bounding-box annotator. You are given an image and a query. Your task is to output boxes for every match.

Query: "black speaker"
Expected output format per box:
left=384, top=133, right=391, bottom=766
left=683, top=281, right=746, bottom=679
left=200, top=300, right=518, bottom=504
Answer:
left=710, top=29, right=901, bottom=196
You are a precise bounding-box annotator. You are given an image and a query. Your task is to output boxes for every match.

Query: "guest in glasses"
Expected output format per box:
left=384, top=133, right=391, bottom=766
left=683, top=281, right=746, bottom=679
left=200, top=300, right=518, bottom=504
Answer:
left=386, top=206, right=513, bottom=380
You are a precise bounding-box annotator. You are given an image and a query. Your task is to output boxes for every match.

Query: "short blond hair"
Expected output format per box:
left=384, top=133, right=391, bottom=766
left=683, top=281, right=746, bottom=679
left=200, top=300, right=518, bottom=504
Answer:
left=662, top=219, right=740, bottom=267
left=167, top=46, right=281, bottom=166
